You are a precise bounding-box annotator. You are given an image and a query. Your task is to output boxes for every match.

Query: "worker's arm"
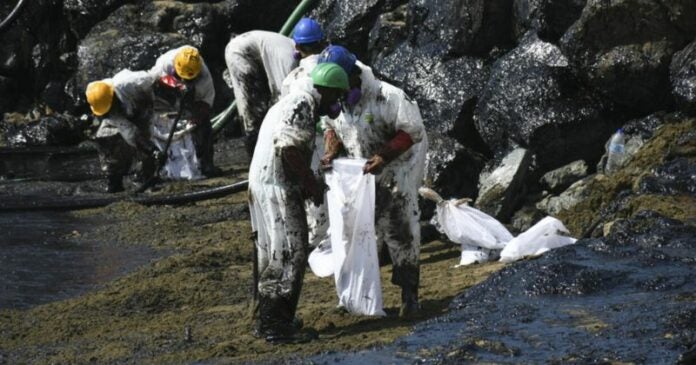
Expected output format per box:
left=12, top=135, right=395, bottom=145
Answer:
left=320, top=129, right=343, bottom=170
left=363, top=129, right=414, bottom=174
left=282, top=146, right=325, bottom=206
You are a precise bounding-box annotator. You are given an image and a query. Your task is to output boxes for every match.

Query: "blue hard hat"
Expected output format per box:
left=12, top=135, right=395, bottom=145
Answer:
left=318, top=45, right=357, bottom=74
left=292, top=17, right=324, bottom=45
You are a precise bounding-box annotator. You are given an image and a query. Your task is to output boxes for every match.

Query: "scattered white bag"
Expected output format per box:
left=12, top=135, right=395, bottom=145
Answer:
left=420, top=187, right=512, bottom=266
left=311, top=158, right=385, bottom=316
left=499, top=216, right=576, bottom=262
left=150, top=113, right=203, bottom=181
left=420, top=187, right=576, bottom=265
left=434, top=198, right=513, bottom=250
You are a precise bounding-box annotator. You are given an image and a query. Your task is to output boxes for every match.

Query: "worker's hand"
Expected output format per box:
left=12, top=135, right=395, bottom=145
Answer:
left=363, top=154, right=386, bottom=175
left=304, top=176, right=326, bottom=207
left=320, top=153, right=336, bottom=171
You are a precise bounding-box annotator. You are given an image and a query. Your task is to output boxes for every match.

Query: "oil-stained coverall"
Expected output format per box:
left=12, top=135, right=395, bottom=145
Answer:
left=224, top=31, right=298, bottom=155
left=248, top=87, right=323, bottom=338
left=94, top=69, right=157, bottom=191
left=280, top=54, right=329, bottom=249
left=148, top=46, right=217, bottom=175
left=323, top=62, right=428, bottom=312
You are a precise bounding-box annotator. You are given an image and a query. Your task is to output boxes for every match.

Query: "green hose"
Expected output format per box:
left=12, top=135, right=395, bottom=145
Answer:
left=211, top=0, right=319, bottom=134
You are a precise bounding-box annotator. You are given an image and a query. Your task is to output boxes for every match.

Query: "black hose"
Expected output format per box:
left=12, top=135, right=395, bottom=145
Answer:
left=0, top=180, right=248, bottom=212
left=0, top=0, right=27, bottom=32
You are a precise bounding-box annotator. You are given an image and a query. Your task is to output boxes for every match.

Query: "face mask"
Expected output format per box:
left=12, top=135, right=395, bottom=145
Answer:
left=327, top=102, right=342, bottom=119
left=293, top=51, right=302, bottom=61
left=346, top=87, right=362, bottom=106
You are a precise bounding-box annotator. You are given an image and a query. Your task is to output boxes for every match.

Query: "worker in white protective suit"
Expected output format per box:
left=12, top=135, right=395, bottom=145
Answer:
left=319, top=47, right=428, bottom=317
left=149, top=45, right=218, bottom=177
left=248, top=63, right=348, bottom=344
left=86, top=70, right=159, bottom=193
left=226, top=18, right=326, bottom=156
left=280, top=44, right=344, bottom=250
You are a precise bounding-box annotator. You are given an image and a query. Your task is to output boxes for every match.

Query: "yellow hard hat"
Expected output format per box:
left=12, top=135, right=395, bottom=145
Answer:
left=174, top=46, right=202, bottom=80
left=85, top=81, right=114, bottom=116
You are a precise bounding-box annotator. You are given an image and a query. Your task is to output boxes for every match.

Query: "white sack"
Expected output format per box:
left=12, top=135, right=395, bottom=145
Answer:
left=314, top=158, right=385, bottom=316
left=307, top=241, right=334, bottom=278
left=458, top=244, right=491, bottom=266
left=499, top=216, right=576, bottom=262
left=434, top=201, right=513, bottom=250
left=150, top=114, right=202, bottom=181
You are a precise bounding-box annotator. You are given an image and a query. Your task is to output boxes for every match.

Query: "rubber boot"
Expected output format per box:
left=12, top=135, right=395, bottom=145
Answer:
left=106, top=175, right=124, bottom=193
left=254, top=296, right=314, bottom=344
left=399, top=285, right=420, bottom=318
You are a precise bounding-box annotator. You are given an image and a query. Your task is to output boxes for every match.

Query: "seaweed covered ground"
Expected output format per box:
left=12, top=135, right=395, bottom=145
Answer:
left=0, top=141, right=503, bottom=363
left=1, top=118, right=694, bottom=364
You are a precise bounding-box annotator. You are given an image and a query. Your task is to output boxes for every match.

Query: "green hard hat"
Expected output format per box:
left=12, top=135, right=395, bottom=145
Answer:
left=311, top=62, right=349, bottom=91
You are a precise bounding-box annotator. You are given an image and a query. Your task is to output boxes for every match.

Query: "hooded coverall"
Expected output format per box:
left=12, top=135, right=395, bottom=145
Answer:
left=280, top=54, right=329, bottom=249
left=324, top=62, right=428, bottom=294
left=248, top=87, right=321, bottom=334
left=149, top=46, right=216, bottom=174
left=94, top=69, right=156, bottom=184
left=224, top=31, right=297, bottom=153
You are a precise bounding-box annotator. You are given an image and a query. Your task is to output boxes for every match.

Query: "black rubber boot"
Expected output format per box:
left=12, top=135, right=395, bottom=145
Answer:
left=399, top=285, right=420, bottom=318
left=106, top=175, right=124, bottom=193
left=254, top=296, right=315, bottom=345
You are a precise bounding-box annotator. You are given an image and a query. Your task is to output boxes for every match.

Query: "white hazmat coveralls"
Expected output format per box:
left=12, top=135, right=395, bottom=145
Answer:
left=94, top=69, right=156, bottom=179
left=225, top=31, right=297, bottom=140
left=324, top=62, right=428, bottom=291
left=280, top=54, right=329, bottom=249
left=248, top=86, right=321, bottom=329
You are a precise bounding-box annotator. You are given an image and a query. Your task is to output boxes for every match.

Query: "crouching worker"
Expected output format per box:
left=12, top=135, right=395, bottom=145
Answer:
left=318, top=48, right=429, bottom=317
left=149, top=45, right=218, bottom=177
left=86, top=70, right=159, bottom=193
left=248, top=63, right=348, bottom=344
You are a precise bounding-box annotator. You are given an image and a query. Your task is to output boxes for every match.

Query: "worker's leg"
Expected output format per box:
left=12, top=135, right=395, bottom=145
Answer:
left=95, top=135, right=134, bottom=193
left=252, top=186, right=310, bottom=342
left=375, top=180, right=421, bottom=316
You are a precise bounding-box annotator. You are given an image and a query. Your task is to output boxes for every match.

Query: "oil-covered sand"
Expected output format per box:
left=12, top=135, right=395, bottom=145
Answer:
left=0, top=171, right=502, bottom=364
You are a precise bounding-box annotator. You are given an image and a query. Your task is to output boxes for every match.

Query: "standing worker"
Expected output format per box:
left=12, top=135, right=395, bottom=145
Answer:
left=148, top=45, right=219, bottom=177
left=225, top=18, right=326, bottom=156
left=318, top=48, right=429, bottom=318
left=248, top=63, right=348, bottom=344
left=86, top=69, right=159, bottom=193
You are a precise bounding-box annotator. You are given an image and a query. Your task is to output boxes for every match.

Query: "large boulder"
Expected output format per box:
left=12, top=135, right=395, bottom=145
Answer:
left=560, top=0, right=696, bottom=116
left=475, top=32, right=611, bottom=172
left=369, top=0, right=517, bottom=198
left=310, top=0, right=408, bottom=60
left=63, top=0, right=126, bottom=38
left=475, top=147, right=532, bottom=221
left=405, top=0, right=513, bottom=57
left=376, top=45, right=491, bottom=199
left=540, top=159, right=588, bottom=193
left=513, top=0, right=586, bottom=42
left=670, top=40, right=696, bottom=115
left=0, top=0, right=76, bottom=114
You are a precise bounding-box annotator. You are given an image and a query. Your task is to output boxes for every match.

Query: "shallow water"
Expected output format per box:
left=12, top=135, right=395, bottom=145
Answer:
left=0, top=211, right=160, bottom=309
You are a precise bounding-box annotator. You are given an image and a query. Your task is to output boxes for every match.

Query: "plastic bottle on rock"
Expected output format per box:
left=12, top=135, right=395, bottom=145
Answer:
left=605, top=128, right=626, bottom=175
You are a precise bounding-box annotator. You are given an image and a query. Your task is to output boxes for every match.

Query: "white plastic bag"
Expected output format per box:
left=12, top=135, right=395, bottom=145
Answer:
left=311, top=158, right=385, bottom=316
left=435, top=202, right=513, bottom=250
left=150, top=113, right=203, bottom=181
left=499, top=216, right=576, bottom=262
